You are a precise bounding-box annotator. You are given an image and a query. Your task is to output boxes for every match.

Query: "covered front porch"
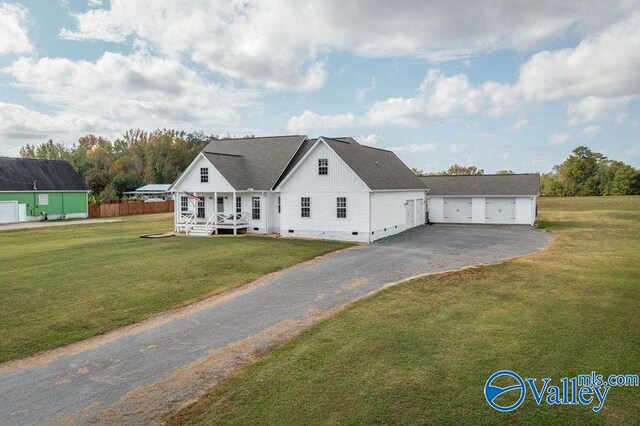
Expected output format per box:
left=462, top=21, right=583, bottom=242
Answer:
left=175, top=191, right=250, bottom=236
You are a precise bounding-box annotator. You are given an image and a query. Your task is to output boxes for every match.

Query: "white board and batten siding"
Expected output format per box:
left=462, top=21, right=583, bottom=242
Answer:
left=369, top=191, right=425, bottom=239
left=278, top=141, right=425, bottom=242
left=278, top=142, right=371, bottom=242
left=428, top=196, right=536, bottom=225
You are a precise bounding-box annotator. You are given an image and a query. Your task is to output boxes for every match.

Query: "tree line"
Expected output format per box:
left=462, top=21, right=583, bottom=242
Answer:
left=19, top=129, right=214, bottom=202
left=19, top=131, right=640, bottom=199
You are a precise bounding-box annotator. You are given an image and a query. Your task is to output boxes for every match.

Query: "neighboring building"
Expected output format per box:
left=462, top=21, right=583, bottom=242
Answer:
left=420, top=174, right=539, bottom=225
left=170, top=135, right=426, bottom=242
left=0, top=157, right=89, bottom=224
left=123, top=184, right=173, bottom=200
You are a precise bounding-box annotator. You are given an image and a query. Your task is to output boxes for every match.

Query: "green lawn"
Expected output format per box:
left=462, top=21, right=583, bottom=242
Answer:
left=178, top=197, right=640, bottom=425
left=0, top=214, right=350, bottom=363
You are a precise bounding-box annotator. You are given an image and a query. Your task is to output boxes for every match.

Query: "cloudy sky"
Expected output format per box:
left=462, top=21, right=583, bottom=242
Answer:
left=0, top=0, right=638, bottom=172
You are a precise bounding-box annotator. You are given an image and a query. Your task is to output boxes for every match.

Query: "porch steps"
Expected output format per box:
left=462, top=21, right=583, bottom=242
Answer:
left=188, top=224, right=213, bottom=237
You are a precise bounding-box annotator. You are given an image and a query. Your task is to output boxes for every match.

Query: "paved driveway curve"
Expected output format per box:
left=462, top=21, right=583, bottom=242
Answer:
left=0, top=225, right=552, bottom=425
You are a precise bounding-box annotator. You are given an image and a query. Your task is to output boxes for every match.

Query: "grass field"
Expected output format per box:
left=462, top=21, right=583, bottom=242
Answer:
left=0, top=214, right=350, bottom=363
left=178, top=197, right=640, bottom=425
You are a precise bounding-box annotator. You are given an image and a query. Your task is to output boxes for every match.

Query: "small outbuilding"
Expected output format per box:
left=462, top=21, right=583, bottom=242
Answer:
left=420, top=174, right=539, bottom=225
left=0, top=157, right=89, bottom=224
left=123, top=184, right=173, bottom=200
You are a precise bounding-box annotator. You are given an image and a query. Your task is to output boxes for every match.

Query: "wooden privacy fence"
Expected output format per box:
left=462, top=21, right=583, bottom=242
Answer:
left=88, top=200, right=174, bottom=218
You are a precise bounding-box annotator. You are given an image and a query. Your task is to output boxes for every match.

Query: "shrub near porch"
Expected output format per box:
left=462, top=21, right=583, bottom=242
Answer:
left=0, top=213, right=351, bottom=363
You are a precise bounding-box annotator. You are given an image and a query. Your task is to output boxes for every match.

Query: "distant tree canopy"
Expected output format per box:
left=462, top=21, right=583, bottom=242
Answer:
left=20, top=129, right=215, bottom=201
left=540, top=146, right=640, bottom=196
left=496, top=169, right=515, bottom=174
left=441, top=164, right=484, bottom=175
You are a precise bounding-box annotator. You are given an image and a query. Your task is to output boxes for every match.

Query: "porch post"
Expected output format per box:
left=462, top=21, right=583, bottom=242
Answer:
left=233, top=191, right=237, bottom=235
left=213, top=191, right=217, bottom=235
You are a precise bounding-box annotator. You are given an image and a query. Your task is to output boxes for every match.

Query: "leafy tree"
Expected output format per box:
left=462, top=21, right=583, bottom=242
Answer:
left=443, top=164, right=484, bottom=175
left=496, top=169, right=514, bottom=174
left=411, top=167, right=424, bottom=176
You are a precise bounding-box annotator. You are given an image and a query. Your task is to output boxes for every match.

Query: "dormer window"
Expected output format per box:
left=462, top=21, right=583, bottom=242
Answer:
left=200, top=167, right=209, bottom=183
left=318, top=158, right=328, bottom=175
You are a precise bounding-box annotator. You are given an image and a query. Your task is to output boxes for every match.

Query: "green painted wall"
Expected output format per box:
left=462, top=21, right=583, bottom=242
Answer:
left=0, top=192, right=87, bottom=216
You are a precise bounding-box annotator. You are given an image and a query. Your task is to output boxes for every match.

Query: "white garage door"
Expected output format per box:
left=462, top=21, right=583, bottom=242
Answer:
left=443, top=198, right=472, bottom=223
left=485, top=198, right=516, bottom=224
left=0, top=201, right=19, bottom=224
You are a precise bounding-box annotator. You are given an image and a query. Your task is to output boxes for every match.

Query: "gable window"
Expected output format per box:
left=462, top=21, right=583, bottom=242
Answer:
left=318, top=158, right=328, bottom=175
left=200, top=167, right=209, bottom=183
left=236, top=196, right=242, bottom=213
left=301, top=197, right=310, bottom=218
left=278, top=196, right=281, bottom=213
left=181, top=196, right=189, bottom=212
left=38, top=193, right=49, bottom=206
left=252, top=196, right=261, bottom=220
left=197, top=198, right=205, bottom=218
left=337, top=197, right=347, bottom=218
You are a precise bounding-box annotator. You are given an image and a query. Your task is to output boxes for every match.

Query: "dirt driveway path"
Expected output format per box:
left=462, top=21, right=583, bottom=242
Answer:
left=0, top=225, right=552, bottom=425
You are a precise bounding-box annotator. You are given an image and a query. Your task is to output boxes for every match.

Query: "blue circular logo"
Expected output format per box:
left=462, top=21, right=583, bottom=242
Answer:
left=484, top=370, right=526, bottom=412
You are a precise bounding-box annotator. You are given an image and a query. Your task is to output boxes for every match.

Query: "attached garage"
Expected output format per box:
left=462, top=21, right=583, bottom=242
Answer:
left=420, top=174, right=539, bottom=226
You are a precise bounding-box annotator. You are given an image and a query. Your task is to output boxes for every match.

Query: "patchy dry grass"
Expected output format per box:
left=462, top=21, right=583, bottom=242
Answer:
left=178, top=197, right=640, bottom=425
left=0, top=214, right=351, bottom=363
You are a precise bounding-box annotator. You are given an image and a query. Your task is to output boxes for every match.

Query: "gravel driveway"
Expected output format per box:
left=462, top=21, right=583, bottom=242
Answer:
left=0, top=225, right=552, bottom=425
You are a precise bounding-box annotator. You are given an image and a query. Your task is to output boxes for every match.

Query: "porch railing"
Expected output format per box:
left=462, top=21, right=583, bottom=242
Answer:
left=176, top=211, right=196, bottom=234
left=214, top=212, right=249, bottom=225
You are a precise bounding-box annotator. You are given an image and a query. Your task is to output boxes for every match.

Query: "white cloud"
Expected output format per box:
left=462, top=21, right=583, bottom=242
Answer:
left=0, top=3, right=33, bottom=55
left=366, top=70, right=518, bottom=127
left=355, top=78, right=375, bottom=101
left=577, top=125, right=600, bottom=139
left=287, top=109, right=357, bottom=133
left=87, top=0, right=103, bottom=6
left=510, top=119, right=528, bottom=130
left=548, top=132, right=572, bottom=145
left=1, top=52, right=257, bottom=145
left=567, top=96, right=635, bottom=125
left=57, top=0, right=638, bottom=92
left=385, top=142, right=437, bottom=153
left=356, top=134, right=383, bottom=146
left=615, top=112, right=630, bottom=124
left=0, top=102, right=121, bottom=141
left=519, top=12, right=640, bottom=102
left=449, top=143, right=467, bottom=153
left=627, top=147, right=640, bottom=158
left=501, top=152, right=510, bottom=160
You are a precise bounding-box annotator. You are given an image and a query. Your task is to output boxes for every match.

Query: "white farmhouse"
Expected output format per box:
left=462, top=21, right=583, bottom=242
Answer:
left=170, top=135, right=426, bottom=242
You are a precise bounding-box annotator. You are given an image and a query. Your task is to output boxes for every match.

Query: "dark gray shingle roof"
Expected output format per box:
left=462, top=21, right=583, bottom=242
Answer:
left=420, top=174, right=540, bottom=196
left=201, top=135, right=307, bottom=190
left=323, top=137, right=426, bottom=190
left=0, top=157, right=88, bottom=191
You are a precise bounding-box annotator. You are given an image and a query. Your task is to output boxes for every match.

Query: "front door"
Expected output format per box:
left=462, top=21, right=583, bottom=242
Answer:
left=217, top=196, right=224, bottom=213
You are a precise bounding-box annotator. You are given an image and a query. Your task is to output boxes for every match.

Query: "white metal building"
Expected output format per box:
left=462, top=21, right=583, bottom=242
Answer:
left=420, top=174, right=539, bottom=225
left=170, top=135, right=426, bottom=242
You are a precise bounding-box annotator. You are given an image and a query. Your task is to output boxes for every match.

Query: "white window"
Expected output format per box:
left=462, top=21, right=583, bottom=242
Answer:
left=252, top=196, right=261, bottom=220
left=301, top=197, right=310, bottom=218
left=181, top=196, right=189, bottom=212
left=200, top=167, right=209, bottom=183
left=318, top=158, right=328, bottom=175
left=337, top=197, right=347, bottom=218
left=236, top=196, right=242, bottom=213
left=38, top=194, right=49, bottom=206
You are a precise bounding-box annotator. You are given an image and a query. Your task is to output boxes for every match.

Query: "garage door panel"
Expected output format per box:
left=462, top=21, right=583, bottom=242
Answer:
left=485, top=198, right=516, bottom=224
left=0, top=201, right=18, bottom=224
left=443, top=198, right=472, bottom=223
